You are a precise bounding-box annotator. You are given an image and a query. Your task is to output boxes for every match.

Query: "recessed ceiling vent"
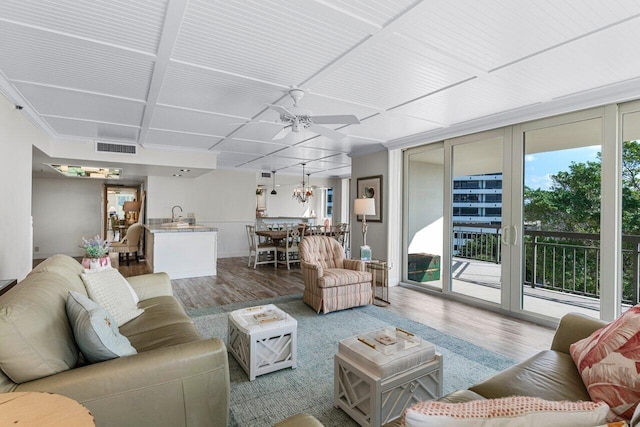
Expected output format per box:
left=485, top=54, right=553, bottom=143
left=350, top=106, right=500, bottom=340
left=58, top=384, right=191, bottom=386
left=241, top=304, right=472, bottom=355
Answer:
left=95, top=141, right=137, bottom=155
left=261, top=172, right=272, bottom=178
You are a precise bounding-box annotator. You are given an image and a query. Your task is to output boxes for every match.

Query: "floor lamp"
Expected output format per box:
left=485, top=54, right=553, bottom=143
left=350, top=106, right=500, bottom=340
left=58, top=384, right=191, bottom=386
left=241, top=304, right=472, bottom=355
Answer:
left=354, top=197, right=375, bottom=260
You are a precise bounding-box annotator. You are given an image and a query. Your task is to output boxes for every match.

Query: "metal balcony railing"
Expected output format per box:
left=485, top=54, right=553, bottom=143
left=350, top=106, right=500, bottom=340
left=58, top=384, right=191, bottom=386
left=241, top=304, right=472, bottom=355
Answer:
left=452, top=223, right=639, bottom=305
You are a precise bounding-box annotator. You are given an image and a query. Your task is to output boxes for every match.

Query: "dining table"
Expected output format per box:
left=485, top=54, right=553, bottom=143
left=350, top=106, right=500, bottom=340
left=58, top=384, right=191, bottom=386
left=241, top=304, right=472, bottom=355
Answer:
left=256, top=226, right=342, bottom=246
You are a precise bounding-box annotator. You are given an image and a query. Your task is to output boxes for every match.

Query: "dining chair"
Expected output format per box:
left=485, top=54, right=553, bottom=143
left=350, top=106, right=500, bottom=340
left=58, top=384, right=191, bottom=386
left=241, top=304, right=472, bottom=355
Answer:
left=308, top=225, right=324, bottom=236
left=276, top=225, right=302, bottom=270
left=336, top=223, right=349, bottom=249
left=246, top=224, right=277, bottom=269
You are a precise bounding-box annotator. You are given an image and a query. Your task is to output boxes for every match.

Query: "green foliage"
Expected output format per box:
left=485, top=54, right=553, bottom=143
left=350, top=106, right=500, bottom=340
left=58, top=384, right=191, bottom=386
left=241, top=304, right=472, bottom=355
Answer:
left=524, top=140, right=640, bottom=234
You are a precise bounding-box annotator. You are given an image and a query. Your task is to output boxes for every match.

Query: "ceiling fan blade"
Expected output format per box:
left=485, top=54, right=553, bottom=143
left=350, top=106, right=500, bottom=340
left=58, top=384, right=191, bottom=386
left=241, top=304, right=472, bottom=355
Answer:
left=272, top=125, right=292, bottom=140
left=266, top=104, right=297, bottom=120
left=310, top=114, right=360, bottom=125
left=227, top=119, right=281, bottom=126
left=309, top=124, right=347, bottom=140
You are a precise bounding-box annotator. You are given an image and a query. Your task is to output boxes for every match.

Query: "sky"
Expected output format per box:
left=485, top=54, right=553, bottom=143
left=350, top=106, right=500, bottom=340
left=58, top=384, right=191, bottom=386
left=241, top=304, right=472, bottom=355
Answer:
left=524, top=145, right=601, bottom=190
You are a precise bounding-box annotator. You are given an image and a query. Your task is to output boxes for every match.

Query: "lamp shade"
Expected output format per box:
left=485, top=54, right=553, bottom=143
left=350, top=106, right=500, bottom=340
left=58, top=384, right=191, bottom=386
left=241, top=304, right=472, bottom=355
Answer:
left=122, top=201, right=140, bottom=213
left=354, top=198, right=375, bottom=216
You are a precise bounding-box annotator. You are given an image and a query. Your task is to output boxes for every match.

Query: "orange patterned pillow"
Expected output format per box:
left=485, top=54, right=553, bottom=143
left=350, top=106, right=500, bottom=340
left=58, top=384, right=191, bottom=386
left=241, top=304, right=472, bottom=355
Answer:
left=403, top=396, right=609, bottom=426
left=570, top=305, right=640, bottom=421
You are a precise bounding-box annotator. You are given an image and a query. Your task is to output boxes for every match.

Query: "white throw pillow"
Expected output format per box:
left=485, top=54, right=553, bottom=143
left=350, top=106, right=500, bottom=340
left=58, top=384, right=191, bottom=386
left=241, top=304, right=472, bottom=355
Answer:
left=82, top=267, right=140, bottom=304
left=81, top=268, right=144, bottom=326
left=66, top=291, right=137, bottom=363
left=404, top=396, right=609, bottom=427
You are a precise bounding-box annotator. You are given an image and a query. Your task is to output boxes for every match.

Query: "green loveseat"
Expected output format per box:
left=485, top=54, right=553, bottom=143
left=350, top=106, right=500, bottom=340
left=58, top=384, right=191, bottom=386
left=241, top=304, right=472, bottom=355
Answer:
left=0, top=254, right=229, bottom=426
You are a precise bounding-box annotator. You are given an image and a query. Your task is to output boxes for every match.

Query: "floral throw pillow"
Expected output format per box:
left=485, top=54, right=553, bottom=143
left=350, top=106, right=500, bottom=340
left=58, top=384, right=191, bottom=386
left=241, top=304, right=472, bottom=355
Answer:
left=570, top=305, right=640, bottom=421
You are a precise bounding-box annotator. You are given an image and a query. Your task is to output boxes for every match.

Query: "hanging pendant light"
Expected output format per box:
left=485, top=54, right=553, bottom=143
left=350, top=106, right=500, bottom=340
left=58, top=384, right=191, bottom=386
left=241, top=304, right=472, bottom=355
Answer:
left=271, top=170, right=277, bottom=195
left=292, top=163, right=313, bottom=203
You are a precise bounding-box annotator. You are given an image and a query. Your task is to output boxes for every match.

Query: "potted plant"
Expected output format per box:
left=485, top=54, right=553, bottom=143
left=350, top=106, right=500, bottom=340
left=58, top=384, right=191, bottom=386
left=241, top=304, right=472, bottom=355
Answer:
left=80, top=235, right=111, bottom=270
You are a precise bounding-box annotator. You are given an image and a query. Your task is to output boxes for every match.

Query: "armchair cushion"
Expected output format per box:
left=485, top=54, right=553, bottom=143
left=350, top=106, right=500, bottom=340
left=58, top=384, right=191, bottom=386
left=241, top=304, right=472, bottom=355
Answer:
left=318, top=269, right=372, bottom=288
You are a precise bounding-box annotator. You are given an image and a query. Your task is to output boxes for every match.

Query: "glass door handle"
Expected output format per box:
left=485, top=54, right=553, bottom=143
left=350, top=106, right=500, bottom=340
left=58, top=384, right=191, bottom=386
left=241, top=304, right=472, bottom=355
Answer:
left=501, top=225, right=510, bottom=245
left=511, top=225, right=518, bottom=245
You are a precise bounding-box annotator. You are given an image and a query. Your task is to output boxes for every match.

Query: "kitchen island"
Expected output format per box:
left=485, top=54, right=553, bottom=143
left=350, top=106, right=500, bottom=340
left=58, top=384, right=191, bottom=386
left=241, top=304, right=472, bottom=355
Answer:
left=144, top=224, right=218, bottom=279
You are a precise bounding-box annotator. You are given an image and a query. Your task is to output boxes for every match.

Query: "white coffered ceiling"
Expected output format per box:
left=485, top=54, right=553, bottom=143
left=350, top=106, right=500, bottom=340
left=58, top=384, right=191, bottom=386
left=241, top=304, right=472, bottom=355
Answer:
left=3, top=0, right=640, bottom=179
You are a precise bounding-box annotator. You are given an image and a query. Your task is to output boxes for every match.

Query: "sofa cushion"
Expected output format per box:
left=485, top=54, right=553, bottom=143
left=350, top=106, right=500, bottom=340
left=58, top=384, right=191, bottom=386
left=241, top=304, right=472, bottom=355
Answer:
left=66, top=291, right=137, bottom=363
left=570, top=305, right=640, bottom=421
left=81, top=268, right=144, bottom=327
left=318, top=268, right=372, bottom=288
left=118, top=296, right=193, bottom=337
left=403, top=396, right=609, bottom=427
left=469, top=350, right=590, bottom=402
left=0, top=272, right=79, bottom=383
left=126, top=322, right=203, bottom=353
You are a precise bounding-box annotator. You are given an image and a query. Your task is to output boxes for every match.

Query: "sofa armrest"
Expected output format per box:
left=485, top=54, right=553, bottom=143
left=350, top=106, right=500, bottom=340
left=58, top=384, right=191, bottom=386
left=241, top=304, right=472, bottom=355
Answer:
left=344, top=259, right=366, bottom=271
left=126, top=272, right=173, bottom=300
left=301, top=261, right=323, bottom=278
left=17, top=338, right=229, bottom=426
left=550, top=312, right=607, bottom=354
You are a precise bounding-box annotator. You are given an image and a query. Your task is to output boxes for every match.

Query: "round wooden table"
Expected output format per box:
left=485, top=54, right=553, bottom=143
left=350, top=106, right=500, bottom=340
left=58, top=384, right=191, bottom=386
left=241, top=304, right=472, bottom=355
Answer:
left=0, top=392, right=95, bottom=426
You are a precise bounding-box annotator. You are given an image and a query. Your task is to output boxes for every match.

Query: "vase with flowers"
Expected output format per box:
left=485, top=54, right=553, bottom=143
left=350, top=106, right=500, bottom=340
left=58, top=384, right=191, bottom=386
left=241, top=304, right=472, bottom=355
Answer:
left=80, top=235, right=111, bottom=271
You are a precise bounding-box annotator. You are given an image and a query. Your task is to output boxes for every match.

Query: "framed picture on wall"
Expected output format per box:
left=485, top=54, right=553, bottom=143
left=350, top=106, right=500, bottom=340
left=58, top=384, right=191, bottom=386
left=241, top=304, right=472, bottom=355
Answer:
left=356, top=175, right=382, bottom=222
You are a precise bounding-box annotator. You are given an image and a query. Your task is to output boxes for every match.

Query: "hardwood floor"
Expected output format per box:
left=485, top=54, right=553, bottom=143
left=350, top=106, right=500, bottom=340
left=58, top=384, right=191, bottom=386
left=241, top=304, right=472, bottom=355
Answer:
left=41, top=255, right=555, bottom=361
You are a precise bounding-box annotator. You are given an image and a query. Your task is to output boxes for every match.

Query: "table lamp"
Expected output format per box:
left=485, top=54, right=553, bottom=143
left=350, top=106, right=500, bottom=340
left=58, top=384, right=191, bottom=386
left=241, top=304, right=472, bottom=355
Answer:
left=354, top=197, right=375, bottom=260
left=123, top=201, right=140, bottom=224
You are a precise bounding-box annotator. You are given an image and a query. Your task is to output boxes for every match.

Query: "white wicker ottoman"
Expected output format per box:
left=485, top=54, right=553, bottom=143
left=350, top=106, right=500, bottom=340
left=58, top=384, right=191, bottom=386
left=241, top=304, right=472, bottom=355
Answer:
left=334, top=327, right=442, bottom=427
left=228, top=304, right=297, bottom=381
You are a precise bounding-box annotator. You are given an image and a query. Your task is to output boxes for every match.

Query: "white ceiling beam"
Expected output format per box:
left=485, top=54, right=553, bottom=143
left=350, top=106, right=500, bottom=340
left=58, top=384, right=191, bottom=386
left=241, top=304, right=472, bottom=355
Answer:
left=138, top=0, right=189, bottom=147
left=298, top=0, right=429, bottom=89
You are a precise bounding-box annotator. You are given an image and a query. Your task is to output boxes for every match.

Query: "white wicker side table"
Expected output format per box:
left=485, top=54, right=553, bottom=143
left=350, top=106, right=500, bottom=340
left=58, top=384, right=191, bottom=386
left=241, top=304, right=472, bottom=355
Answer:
left=228, top=304, right=297, bottom=381
left=334, top=327, right=442, bottom=427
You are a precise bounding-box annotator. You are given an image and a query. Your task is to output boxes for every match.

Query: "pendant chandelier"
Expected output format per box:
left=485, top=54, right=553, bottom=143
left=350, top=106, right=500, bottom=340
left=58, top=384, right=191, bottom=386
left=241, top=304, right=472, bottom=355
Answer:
left=292, top=163, right=313, bottom=204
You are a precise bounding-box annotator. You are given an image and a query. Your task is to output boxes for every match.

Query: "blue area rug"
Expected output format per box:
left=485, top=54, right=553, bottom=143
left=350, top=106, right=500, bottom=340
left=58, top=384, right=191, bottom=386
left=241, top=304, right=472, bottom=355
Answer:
left=190, top=295, right=516, bottom=427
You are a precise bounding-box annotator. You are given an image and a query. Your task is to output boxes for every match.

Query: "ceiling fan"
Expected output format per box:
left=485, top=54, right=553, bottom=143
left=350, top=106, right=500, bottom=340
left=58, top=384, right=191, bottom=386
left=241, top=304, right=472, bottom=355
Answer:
left=264, top=88, right=360, bottom=141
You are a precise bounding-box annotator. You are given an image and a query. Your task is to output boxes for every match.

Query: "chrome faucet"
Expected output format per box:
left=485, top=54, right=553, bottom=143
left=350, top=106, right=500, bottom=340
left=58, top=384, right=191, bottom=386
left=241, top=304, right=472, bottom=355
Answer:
left=171, top=205, right=183, bottom=222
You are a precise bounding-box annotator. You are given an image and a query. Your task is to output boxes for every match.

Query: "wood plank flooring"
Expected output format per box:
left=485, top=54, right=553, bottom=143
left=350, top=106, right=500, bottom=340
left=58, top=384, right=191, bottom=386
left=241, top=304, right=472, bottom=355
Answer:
left=45, top=256, right=556, bottom=361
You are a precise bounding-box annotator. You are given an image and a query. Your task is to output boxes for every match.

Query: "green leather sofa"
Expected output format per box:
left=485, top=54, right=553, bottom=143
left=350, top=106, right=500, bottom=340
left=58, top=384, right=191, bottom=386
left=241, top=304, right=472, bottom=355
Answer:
left=0, top=254, right=229, bottom=426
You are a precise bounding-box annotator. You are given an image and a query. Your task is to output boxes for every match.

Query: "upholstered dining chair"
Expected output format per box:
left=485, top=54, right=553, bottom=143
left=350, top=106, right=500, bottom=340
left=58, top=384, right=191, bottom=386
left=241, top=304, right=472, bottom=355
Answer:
left=246, top=224, right=277, bottom=269
left=109, top=223, right=143, bottom=266
left=299, top=236, right=372, bottom=314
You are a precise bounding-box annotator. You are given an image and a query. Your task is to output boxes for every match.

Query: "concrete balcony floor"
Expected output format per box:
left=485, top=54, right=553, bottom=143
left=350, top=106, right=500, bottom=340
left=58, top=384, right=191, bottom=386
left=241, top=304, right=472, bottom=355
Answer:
left=414, top=257, right=609, bottom=319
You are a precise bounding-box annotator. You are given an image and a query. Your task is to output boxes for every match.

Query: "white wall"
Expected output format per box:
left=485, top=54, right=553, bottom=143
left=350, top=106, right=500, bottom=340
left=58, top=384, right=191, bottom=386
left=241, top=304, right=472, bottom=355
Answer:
left=0, top=97, right=48, bottom=280
left=146, top=170, right=341, bottom=258
left=351, top=150, right=389, bottom=262
left=32, top=176, right=104, bottom=258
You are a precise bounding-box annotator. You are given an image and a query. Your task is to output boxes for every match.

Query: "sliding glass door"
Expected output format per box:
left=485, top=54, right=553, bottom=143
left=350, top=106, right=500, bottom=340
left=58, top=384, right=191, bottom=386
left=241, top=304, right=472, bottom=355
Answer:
left=404, top=144, right=444, bottom=289
left=450, top=134, right=504, bottom=304
left=520, top=118, right=602, bottom=319
left=620, top=103, right=640, bottom=313
left=403, top=106, right=627, bottom=321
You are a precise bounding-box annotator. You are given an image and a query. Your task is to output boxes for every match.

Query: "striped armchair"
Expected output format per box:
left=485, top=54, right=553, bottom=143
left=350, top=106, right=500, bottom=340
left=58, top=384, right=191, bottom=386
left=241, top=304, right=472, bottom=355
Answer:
left=299, top=236, right=372, bottom=314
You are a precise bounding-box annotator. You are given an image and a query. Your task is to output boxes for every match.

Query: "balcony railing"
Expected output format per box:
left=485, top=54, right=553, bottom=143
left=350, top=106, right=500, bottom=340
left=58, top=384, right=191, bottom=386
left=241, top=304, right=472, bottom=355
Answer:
left=452, top=223, right=639, bottom=305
